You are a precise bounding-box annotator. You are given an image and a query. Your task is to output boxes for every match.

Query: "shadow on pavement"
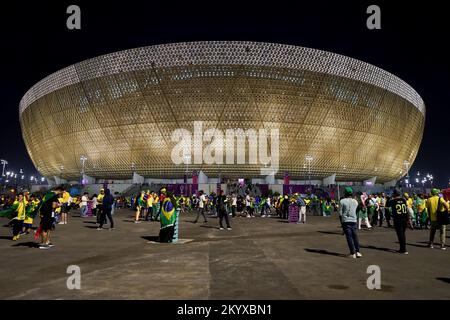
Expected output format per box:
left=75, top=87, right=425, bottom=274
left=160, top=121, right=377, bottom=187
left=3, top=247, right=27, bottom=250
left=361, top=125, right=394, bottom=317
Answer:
left=406, top=242, right=429, bottom=248
left=141, top=236, right=159, bottom=242
left=304, top=248, right=347, bottom=258
left=436, top=277, right=450, bottom=284
left=0, top=235, right=12, bottom=240
left=200, top=225, right=220, bottom=229
left=11, top=241, right=39, bottom=248
left=360, top=245, right=397, bottom=253
left=84, top=226, right=100, bottom=229
left=83, top=221, right=97, bottom=224
left=317, top=231, right=343, bottom=235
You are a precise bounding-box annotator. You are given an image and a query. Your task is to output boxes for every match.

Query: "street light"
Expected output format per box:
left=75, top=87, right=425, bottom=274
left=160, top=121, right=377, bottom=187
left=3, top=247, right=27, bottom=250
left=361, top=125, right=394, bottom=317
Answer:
left=0, top=159, right=7, bottom=176
left=305, top=155, right=313, bottom=192
left=183, top=154, right=191, bottom=184
left=403, top=160, right=410, bottom=187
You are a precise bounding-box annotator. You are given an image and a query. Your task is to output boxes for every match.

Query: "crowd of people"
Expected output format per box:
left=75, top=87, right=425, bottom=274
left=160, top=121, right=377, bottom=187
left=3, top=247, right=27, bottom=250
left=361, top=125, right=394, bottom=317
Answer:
left=339, top=187, right=449, bottom=257
left=0, top=184, right=449, bottom=255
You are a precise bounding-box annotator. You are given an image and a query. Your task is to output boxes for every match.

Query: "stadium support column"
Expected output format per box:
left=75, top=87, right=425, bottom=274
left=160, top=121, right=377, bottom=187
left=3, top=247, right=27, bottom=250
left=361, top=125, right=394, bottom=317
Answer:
left=82, top=174, right=96, bottom=185
left=363, top=176, right=377, bottom=187
left=198, top=170, right=208, bottom=184
left=384, top=179, right=397, bottom=188
left=265, top=172, right=275, bottom=184
left=132, top=172, right=144, bottom=184
left=53, top=176, right=67, bottom=185
left=322, top=174, right=336, bottom=186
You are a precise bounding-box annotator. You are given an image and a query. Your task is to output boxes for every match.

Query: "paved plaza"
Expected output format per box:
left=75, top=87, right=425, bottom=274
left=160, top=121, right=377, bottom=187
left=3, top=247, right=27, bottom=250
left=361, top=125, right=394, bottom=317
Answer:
left=0, top=209, right=449, bottom=299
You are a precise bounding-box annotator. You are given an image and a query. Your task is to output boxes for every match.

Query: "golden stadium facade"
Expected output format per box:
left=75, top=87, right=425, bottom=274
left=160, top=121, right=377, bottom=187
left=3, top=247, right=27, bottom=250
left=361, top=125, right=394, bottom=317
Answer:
left=19, top=41, right=425, bottom=182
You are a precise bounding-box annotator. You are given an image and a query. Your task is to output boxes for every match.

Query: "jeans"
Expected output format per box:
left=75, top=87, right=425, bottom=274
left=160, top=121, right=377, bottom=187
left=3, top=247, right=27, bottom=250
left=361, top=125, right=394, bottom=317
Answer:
left=80, top=205, right=87, bottom=217
left=378, top=207, right=385, bottom=226
left=218, top=209, right=231, bottom=228
left=429, top=221, right=446, bottom=246
left=394, top=218, right=407, bottom=252
left=342, top=222, right=360, bottom=254
left=99, top=208, right=114, bottom=228
left=194, top=207, right=208, bottom=223
left=96, top=204, right=104, bottom=223
left=231, top=205, right=236, bottom=217
left=300, top=206, right=306, bottom=223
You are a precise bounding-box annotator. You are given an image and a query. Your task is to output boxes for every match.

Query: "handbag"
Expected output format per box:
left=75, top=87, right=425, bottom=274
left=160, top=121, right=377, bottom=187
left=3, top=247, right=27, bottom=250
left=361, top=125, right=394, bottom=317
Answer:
left=436, top=197, right=450, bottom=225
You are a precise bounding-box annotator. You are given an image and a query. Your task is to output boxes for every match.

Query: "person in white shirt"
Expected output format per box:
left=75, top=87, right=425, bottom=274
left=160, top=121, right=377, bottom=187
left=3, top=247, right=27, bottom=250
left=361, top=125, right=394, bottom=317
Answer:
left=80, top=192, right=89, bottom=217
left=193, top=191, right=208, bottom=223
left=231, top=194, right=237, bottom=217
left=91, top=195, right=98, bottom=216
left=245, top=194, right=251, bottom=216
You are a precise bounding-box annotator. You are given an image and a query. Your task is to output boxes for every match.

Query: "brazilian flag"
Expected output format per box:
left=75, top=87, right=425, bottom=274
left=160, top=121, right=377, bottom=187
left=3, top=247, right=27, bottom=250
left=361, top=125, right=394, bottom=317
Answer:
left=0, top=202, right=19, bottom=220
left=160, top=198, right=177, bottom=229
left=26, top=200, right=41, bottom=219
left=27, top=191, right=55, bottom=219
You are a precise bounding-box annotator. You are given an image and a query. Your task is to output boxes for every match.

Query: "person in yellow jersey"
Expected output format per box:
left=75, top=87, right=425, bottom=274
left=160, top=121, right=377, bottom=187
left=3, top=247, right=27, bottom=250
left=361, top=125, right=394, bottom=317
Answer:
left=426, top=188, right=449, bottom=250
left=152, top=192, right=159, bottom=221
left=22, top=195, right=40, bottom=235
left=96, top=188, right=105, bottom=225
left=12, top=193, right=28, bottom=241
left=404, top=193, right=415, bottom=229
left=58, top=190, right=71, bottom=225
left=145, top=190, right=153, bottom=221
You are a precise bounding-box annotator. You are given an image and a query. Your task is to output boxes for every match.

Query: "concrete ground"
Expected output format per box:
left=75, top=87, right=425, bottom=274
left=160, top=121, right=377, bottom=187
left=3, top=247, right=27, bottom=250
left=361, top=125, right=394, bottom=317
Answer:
left=0, top=209, right=449, bottom=299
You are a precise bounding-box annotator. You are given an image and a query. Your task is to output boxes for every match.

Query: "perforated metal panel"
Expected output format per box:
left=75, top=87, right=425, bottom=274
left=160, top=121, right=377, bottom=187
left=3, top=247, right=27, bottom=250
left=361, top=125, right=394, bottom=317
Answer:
left=19, top=41, right=425, bottom=182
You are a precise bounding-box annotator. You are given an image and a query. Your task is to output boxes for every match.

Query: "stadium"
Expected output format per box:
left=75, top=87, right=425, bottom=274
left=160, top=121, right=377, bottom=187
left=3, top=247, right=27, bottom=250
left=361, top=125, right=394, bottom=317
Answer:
left=19, top=41, right=425, bottom=185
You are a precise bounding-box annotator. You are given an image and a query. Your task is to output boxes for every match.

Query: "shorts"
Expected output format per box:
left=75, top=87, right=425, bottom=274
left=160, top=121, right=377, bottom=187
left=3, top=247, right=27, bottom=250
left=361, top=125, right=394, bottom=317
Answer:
left=41, top=217, right=55, bottom=232
left=23, top=223, right=33, bottom=229
left=61, top=204, right=69, bottom=213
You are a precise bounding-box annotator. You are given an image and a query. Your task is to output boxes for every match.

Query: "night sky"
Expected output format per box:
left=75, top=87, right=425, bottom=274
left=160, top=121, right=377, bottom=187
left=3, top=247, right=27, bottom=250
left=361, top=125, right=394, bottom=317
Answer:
left=0, top=1, right=448, bottom=186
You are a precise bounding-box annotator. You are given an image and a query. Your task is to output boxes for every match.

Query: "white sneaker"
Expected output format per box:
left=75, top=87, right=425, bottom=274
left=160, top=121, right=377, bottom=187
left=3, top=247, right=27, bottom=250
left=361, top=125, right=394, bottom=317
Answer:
left=227, top=228, right=232, bottom=230
left=219, top=227, right=224, bottom=230
left=349, top=254, right=356, bottom=259
left=441, top=246, right=447, bottom=251
left=58, top=222, right=64, bottom=225
left=356, top=252, right=362, bottom=258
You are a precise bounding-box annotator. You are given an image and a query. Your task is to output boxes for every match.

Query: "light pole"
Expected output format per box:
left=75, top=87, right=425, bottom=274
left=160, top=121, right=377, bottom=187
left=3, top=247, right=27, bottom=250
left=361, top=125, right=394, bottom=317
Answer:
left=80, top=156, right=87, bottom=184
left=403, top=160, right=410, bottom=188
left=305, top=155, right=313, bottom=193
left=0, top=159, right=7, bottom=177
left=183, top=154, right=191, bottom=184
left=60, top=165, right=64, bottom=182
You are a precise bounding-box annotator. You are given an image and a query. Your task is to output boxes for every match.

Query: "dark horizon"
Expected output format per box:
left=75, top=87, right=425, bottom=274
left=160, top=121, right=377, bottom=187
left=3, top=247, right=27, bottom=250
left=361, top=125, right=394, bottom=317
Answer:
left=1, top=0, right=448, bottom=187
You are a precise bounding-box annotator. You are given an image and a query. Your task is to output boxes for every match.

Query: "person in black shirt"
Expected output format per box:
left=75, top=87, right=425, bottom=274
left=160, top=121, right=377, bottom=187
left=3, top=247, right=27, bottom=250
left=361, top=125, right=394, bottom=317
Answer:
left=386, top=188, right=409, bottom=254
left=216, top=190, right=231, bottom=230
left=98, top=189, right=114, bottom=230
left=39, top=186, right=64, bottom=249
